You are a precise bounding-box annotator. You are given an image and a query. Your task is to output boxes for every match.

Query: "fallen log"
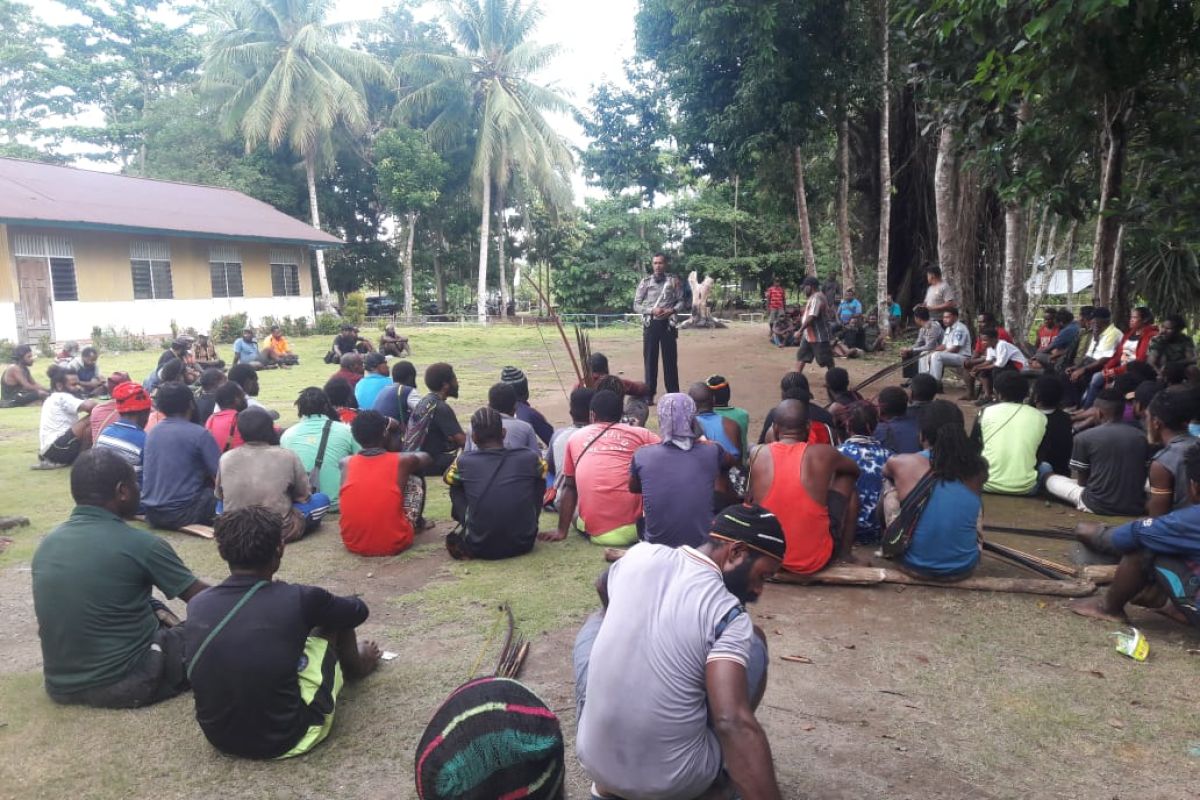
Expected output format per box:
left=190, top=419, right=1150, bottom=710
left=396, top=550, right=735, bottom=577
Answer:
left=0, top=516, right=30, bottom=531
left=771, top=565, right=1097, bottom=597
left=982, top=541, right=1075, bottom=579
left=1078, top=564, right=1117, bottom=585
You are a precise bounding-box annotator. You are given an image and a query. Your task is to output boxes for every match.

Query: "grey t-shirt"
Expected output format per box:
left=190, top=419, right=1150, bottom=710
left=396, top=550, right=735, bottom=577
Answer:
left=216, top=444, right=311, bottom=538
left=924, top=280, right=956, bottom=309
left=1152, top=434, right=1197, bottom=510
left=1070, top=423, right=1149, bottom=516
left=576, top=543, right=751, bottom=800
left=463, top=414, right=540, bottom=454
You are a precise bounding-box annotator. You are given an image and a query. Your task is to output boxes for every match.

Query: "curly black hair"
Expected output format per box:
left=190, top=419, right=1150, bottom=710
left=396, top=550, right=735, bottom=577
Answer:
left=214, top=506, right=284, bottom=570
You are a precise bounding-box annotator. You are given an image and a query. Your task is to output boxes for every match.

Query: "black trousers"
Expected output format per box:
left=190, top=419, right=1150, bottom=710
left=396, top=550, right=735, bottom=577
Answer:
left=643, top=318, right=679, bottom=396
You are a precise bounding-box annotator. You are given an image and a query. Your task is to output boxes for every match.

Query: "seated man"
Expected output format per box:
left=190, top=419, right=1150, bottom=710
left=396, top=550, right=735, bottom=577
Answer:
left=630, top=393, right=724, bottom=548
left=195, top=367, right=228, bottom=425
left=141, top=382, right=221, bottom=530
left=445, top=407, right=547, bottom=560
left=900, top=307, right=942, bottom=382
left=1082, top=306, right=1159, bottom=409
left=31, top=449, right=207, bottom=707
left=323, top=377, right=359, bottom=424
left=1032, top=308, right=1082, bottom=371
left=692, top=382, right=741, bottom=463
left=193, top=333, right=225, bottom=371
left=354, top=352, right=391, bottom=409
left=837, top=286, right=863, bottom=326
left=378, top=324, right=411, bottom=358
left=1033, top=373, right=1073, bottom=477
left=330, top=353, right=365, bottom=390
left=580, top=352, right=650, bottom=398
left=501, top=366, right=554, bottom=447
left=143, top=356, right=185, bottom=396
left=757, top=371, right=837, bottom=446
left=94, top=382, right=153, bottom=487
left=1068, top=443, right=1200, bottom=628
left=771, top=309, right=797, bottom=348
left=1026, top=307, right=1059, bottom=357
left=1046, top=388, right=1149, bottom=516
left=825, top=367, right=862, bottom=439
left=906, top=373, right=939, bottom=419
left=972, top=370, right=1049, bottom=495
left=1, top=344, right=49, bottom=407
left=707, top=373, right=751, bottom=457
left=746, top=399, right=860, bottom=575
left=87, top=372, right=132, bottom=442
left=1148, top=313, right=1196, bottom=375
left=232, top=327, right=265, bottom=369
left=228, top=363, right=275, bottom=418
left=185, top=507, right=380, bottom=759
left=969, top=326, right=1029, bottom=405
left=370, top=360, right=420, bottom=426
left=1067, top=307, right=1121, bottom=408
left=881, top=400, right=986, bottom=579
left=573, top=505, right=786, bottom=800
left=464, top=382, right=540, bottom=454
left=204, top=381, right=248, bottom=453
left=339, top=411, right=431, bottom=556
left=873, top=386, right=921, bottom=454
left=38, top=365, right=99, bottom=467
left=217, top=408, right=330, bottom=543
left=837, top=401, right=893, bottom=544
left=920, top=307, right=972, bottom=384
left=547, top=387, right=594, bottom=510
left=265, top=325, right=300, bottom=367
left=404, top=362, right=467, bottom=478
left=281, top=387, right=360, bottom=511
left=541, top=390, right=659, bottom=547
left=66, top=346, right=103, bottom=395
left=324, top=323, right=374, bottom=364
left=1145, top=390, right=1197, bottom=516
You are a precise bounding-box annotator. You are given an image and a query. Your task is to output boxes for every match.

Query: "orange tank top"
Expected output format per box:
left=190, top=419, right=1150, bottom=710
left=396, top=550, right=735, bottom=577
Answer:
left=761, top=441, right=833, bottom=574
left=339, top=452, right=413, bottom=556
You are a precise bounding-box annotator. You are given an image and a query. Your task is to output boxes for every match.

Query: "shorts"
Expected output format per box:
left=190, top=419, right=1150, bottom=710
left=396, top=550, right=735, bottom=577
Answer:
left=42, top=430, right=82, bottom=465
left=577, top=516, right=640, bottom=547
left=1141, top=552, right=1200, bottom=628
left=796, top=339, right=834, bottom=367
left=48, top=624, right=188, bottom=709
left=278, top=636, right=345, bottom=759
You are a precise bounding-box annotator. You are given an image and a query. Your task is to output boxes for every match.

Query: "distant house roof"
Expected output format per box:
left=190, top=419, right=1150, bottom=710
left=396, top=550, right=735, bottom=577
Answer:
left=1025, top=269, right=1094, bottom=296
left=0, top=157, right=342, bottom=248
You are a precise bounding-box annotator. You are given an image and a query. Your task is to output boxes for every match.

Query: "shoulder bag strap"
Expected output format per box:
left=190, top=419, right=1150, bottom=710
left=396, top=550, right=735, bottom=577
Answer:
left=313, top=420, right=334, bottom=471
left=575, top=422, right=618, bottom=466
left=186, top=580, right=268, bottom=681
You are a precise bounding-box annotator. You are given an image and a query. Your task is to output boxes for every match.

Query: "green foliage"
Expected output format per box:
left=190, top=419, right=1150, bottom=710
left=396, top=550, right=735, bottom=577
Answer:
left=91, top=327, right=149, bottom=352
left=0, top=339, right=12, bottom=363
left=0, top=0, right=71, bottom=157
left=313, top=313, right=342, bottom=335
left=341, top=293, right=367, bottom=326
left=36, top=335, right=52, bottom=359
left=374, top=125, right=446, bottom=215
left=258, top=315, right=309, bottom=337
left=210, top=313, right=249, bottom=344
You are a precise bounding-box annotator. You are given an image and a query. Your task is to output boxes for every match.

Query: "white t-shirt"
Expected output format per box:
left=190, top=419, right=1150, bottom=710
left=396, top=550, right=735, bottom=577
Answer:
left=577, top=543, right=751, bottom=800
left=987, top=340, right=1027, bottom=369
left=39, top=392, right=84, bottom=454
left=1087, top=326, right=1121, bottom=361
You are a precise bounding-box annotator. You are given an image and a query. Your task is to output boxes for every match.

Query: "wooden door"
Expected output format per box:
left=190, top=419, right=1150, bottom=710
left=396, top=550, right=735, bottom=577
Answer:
left=16, top=256, right=53, bottom=342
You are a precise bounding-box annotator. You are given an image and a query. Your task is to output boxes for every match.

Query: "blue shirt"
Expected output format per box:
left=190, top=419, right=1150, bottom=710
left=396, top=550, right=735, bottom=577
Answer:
left=838, top=436, right=893, bottom=543
left=837, top=298, right=863, bottom=324
left=141, top=417, right=221, bottom=513
left=1110, top=505, right=1200, bottom=559
left=354, top=373, right=391, bottom=410
left=233, top=338, right=259, bottom=364
left=516, top=401, right=554, bottom=447
left=901, top=479, right=981, bottom=577
left=1049, top=321, right=1080, bottom=351
left=630, top=442, right=722, bottom=548
left=874, top=416, right=921, bottom=454
left=697, top=411, right=739, bottom=459
left=372, top=383, right=415, bottom=423
left=95, top=420, right=147, bottom=485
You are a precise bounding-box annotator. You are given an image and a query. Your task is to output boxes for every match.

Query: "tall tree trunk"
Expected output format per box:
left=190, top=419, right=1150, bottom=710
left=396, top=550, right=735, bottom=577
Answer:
left=876, top=0, right=892, bottom=342
left=1091, top=96, right=1130, bottom=309
left=1022, top=211, right=1058, bottom=335
left=1002, top=103, right=1032, bottom=333
left=793, top=145, right=818, bottom=277
left=1063, top=219, right=1078, bottom=310
left=496, top=185, right=510, bottom=310
left=933, top=125, right=958, bottom=296
left=477, top=177, right=491, bottom=324
left=404, top=211, right=418, bottom=321
left=733, top=173, right=739, bottom=260
left=305, top=155, right=333, bottom=311
left=434, top=225, right=446, bottom=314
left=837, top=113, right=856, bottom=291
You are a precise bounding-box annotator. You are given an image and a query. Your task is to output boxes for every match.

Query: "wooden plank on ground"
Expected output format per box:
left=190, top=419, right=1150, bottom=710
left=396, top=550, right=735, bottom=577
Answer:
left=772, top=565, right=1096, bottom=597
left=177, top=524, right=214, bottom=539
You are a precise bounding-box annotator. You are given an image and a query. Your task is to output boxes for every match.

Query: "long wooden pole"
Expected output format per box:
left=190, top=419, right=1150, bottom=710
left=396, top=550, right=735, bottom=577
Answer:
left=526, top=274, right=583, bottom=386
left=771, top=565, right=1096, bottom=597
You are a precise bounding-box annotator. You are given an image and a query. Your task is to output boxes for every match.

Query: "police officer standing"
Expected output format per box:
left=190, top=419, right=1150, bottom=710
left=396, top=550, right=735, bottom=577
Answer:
left=634, top=253, right=686, bottom=399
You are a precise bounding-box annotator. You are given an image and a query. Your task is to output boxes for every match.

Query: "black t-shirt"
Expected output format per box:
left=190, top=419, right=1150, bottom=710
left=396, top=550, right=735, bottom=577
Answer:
left=448, top=448, right=544, bottom=559
left=195, top=391, right=218, bottom=426
left=758, top=403, right=835, bottom=444
left=333, top=333, right=359, bottom=354
left=422, top=396, right=464, bottom=457
left=185, top=576, right=369, bottom=759
left=1071, top=422, right=1149, bottom=516
left=1038, top=409, right=1073, bottom=476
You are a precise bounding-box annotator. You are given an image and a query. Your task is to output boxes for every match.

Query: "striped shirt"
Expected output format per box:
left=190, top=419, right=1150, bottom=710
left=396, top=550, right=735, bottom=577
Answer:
left=95, top=421, right=147, bottom=484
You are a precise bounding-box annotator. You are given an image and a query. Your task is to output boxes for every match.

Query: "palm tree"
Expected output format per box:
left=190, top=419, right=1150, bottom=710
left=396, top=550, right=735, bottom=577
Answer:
left=399, top=0, right=574, bottom=323
left=202, top=0, right=389, bottom=309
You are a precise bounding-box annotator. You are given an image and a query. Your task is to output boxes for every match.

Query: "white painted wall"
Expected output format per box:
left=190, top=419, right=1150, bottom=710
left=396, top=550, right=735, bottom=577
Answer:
left=50, top=296, right=314, bottom=342
left=0, top=302, right=17, bottom=342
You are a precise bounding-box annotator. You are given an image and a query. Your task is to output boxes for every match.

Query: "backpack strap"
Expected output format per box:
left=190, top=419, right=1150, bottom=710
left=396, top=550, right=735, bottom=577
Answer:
left=186, top=580, right=268, bottom=681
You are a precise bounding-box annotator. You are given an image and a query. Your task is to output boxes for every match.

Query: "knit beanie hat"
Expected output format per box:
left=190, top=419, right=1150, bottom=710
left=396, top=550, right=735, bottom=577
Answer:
left=500, top=366, right=529, bottom=398
left=415, top=677, right=565, bottom=800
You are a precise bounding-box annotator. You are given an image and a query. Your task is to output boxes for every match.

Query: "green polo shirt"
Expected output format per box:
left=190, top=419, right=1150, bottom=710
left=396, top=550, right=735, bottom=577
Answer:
left=279, top=415, right=361, bottom=509
left=31, top=506, right=197, bottom=695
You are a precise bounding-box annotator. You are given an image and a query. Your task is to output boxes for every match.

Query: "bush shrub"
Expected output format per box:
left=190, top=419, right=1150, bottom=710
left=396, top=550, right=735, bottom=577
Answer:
left=91, top=327, right=149, bottom=352
left=0, top=339, right=13, bottom=363
left=210, top=313, right=250, bottom=343
left=342, top=293, right=366, bottom=326
left=314, top=313, right=342, bottom=335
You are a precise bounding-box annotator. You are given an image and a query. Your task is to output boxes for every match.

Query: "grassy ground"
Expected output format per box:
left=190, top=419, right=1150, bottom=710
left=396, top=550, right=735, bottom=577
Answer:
left=1, top=322, right=1198, bottom=799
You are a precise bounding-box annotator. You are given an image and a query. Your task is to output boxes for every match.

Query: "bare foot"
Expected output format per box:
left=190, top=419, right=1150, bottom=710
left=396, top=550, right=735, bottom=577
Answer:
left=354, top=640, right=382, bottom=677
left=603, top=547, right=627, bottom=563
left=1152, top=602, right=1189, bottom=625
left=1068, top=596, right=1128, bottom=624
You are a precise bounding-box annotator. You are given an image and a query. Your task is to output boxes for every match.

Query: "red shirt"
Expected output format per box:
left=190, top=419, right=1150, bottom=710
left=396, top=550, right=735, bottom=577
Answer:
left=1036, top=325, right=1059, bottom=350
left=205, top=408, right=245, bottom=453
left=760, top=441, right=833, bottom=574
left=766, top=285, right=786, bottom=310
left=330, top=368, right=363, bottom=389
left=339, top=451, right=414, bottom=556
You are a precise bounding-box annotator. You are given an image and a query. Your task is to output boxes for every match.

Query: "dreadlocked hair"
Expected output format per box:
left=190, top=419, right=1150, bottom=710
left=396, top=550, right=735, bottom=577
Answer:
left=214, top=506, right=283, bottom=570
left=471, top=406, right=504, bottom=442
left=929, top=424, right=986, bottom=484
left=843, top=400, right=878, bottom=437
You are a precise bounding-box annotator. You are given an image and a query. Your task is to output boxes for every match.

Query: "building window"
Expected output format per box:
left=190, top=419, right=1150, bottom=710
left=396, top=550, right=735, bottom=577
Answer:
left=269, top=248, right=302, bottom=297
left=50, top=257, right=78, bottom=301
left=209, top=246, right=244, bottom=298
left=130, top=241, right=173, bottom=300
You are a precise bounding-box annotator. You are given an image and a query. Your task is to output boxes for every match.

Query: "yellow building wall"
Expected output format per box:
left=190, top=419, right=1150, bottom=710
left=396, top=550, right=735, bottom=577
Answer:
left=6, top=227, right=315, bottom=302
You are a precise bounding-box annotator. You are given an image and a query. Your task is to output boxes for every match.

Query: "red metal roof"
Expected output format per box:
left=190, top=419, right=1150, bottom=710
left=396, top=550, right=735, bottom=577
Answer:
left=0, top=157, right=342, bottom=248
